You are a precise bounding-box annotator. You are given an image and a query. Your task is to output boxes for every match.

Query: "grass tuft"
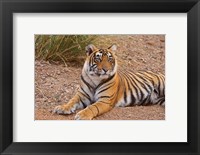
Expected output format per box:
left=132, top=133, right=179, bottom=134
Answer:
left=35, top=35, right=97, bottom=66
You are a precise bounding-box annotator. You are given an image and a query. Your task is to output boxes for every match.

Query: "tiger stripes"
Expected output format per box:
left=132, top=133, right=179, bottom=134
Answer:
left=53, top=44, right=165, bottom=120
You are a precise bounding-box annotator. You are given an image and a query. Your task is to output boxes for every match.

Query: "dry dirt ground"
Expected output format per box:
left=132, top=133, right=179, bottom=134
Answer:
left=35, top=35, right=165, bottom=120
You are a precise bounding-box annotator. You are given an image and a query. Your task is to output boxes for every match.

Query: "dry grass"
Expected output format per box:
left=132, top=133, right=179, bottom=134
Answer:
left=35, top=35, right=97, bottom=66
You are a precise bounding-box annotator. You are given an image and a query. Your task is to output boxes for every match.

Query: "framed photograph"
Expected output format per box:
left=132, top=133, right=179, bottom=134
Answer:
left=0, top=0, right=200, bottom=154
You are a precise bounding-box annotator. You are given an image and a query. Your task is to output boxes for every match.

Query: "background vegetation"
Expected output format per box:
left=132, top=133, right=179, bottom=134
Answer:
left=35, top=35, right=97, bottom=66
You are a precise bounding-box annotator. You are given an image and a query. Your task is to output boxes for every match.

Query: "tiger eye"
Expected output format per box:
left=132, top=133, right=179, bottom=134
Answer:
left=109, top=57, right=113, bottom=62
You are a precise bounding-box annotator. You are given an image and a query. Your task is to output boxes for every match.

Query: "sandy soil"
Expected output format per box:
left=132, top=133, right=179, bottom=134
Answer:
left=35, top=35, right=165, bottom=120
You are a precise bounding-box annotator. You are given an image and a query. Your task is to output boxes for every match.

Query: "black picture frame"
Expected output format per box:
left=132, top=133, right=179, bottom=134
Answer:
left=0, top=0, right=200, bottom=155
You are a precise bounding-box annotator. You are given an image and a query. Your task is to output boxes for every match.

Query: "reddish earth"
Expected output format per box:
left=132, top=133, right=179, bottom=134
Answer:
left=35, top=35, right=165, bottom=120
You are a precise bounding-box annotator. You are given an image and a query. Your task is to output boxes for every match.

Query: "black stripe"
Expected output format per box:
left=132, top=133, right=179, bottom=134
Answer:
left=139, top=71, right=155, bottom=86
left=97, top=82, right=115, bottom=95
left=157, top=97, right=165, bottom=105
left=141, top=95, right=150, bottom=105
left=116, top=75, right=122, bottom=99
left=158, top=75, right=163, bottom=96
left=129, top=73, right=148, bottom=100
left=124, top=74, right=135, bottom=105
left=81, top=75, right=94, bottom=90
left=80, top=87, right=91, bottom=102
left=98, top=96, right=111, bottom=99
left=125, top=74, right=140, bottom=100
left=90, top=64, right=97, bottom=69
left=79, top=91, right=91, bottom=101
left=132, top=73, right=150, bottom=92
left=159, top=75, right=165, bottom=96
left=127, top=80, right=136, bottom=105
left=126, top=76, right=139, bottom=105
left=89, top=54, right=93, bottom=66
left=124, top=90, right=127, bottom=103
left=154, top=74, right=161, bottom=96
left=138, top=92, right=144, bottom=105
left=98, top=101, right=110, bottom=105
left=98, top=93, right=115, bottom=99
left=131, top=74, right=144, bottom=99
left=135, top=73, right=153, bottom=92
left=77, top=94, right=88, bottom=108
left=146, top=72, right=161, bottom=92
left=130, top=93, right=135, bottom=106
left=91, top=53, right=96, bottom=63
left=92, top=105, right=99, bottom=115
left=79, top=98, right=87, bottom=108
left=125, top=76, right=136, bottom=105
left=160, top=98, right=165, bottom=105
left=96, top=73, right=115, bottom=89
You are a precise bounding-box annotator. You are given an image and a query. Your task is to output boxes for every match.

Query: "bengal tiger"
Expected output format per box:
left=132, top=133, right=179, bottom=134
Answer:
left=53, top=44, right=165, bottom=120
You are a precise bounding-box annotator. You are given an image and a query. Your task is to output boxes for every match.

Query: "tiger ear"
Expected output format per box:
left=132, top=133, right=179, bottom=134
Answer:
left=108, top=44, right=117, bottom=51
left=85, top=44, right=97, bottom=56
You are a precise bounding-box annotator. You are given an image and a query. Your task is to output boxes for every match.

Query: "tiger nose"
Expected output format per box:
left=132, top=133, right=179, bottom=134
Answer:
left=103, top=68, right=108, bottom=73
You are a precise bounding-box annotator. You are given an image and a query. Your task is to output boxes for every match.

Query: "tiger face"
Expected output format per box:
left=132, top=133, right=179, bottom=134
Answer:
left=84, top=44, right=117, bottom=78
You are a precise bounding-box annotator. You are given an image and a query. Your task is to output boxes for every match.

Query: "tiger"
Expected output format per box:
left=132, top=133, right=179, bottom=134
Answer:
left=53, top=44, right=165, bottom=120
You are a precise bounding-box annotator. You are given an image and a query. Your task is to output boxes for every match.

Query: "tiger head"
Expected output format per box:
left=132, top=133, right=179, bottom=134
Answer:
left=83, top=44, right=118, bottom=79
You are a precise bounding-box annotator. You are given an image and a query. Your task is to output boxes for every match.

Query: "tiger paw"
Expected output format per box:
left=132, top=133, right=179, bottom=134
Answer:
left=74, top=109, right=94, bottom=120
left=53, top=104, right=75, bottom=115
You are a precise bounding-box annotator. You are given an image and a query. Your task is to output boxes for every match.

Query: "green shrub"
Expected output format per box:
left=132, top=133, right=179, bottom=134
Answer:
left=35, top=35, right=97, bottom=66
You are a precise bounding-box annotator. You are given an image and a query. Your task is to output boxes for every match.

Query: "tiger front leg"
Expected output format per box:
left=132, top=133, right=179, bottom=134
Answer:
left=53, top=93, right=85, bottom=115
left=75, top=101, right=113, bottom=120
